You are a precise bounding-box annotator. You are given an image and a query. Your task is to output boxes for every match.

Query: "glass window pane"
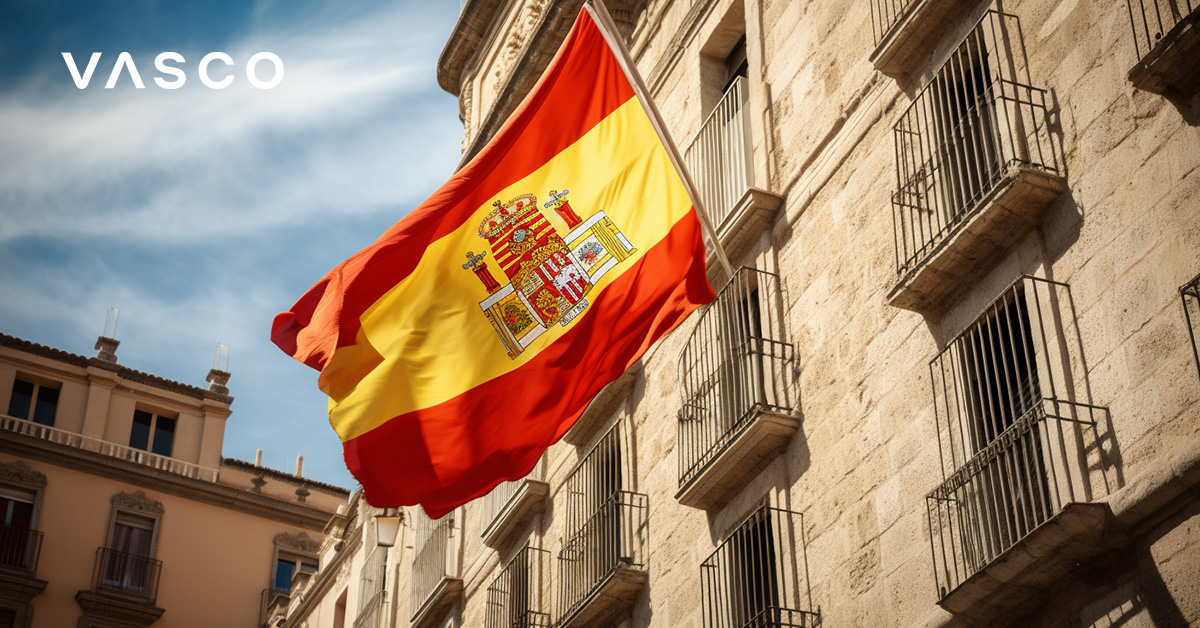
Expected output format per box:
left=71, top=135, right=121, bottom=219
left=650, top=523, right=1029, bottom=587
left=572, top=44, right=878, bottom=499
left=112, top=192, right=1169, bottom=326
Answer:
left=32, top=385, right=58, bottom=426
left=151, top=416, right=176, bottom=457
left=275, top=559, right=296, bottom=592
left=129, top=410, right=152, bottom=451
left=7, top=379, right=33, bottom=420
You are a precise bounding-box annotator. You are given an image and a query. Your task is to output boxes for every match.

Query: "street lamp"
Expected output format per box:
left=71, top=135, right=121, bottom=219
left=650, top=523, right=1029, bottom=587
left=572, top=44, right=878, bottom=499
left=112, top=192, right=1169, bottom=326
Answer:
left=375, top=511, right=402, bottom=547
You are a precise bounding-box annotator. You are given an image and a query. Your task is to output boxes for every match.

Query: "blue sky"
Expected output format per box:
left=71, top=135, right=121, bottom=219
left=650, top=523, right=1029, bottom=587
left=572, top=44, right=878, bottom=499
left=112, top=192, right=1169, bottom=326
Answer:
left=0, top=1, right=466, bottom=488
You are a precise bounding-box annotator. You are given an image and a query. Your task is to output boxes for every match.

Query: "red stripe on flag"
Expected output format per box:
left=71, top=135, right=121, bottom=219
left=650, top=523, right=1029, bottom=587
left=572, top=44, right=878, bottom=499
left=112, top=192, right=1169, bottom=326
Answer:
left=272, top=12, right=637, bottom=372
left=342, top=211, right=714, bottom=517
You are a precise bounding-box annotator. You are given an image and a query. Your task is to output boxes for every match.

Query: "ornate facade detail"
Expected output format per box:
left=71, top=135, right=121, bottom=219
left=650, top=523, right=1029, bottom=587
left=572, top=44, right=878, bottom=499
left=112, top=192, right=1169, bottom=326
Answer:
left=492, top=0, right=548, bottom=105
left=0, top=460, right=46, bottom=489
left=111, top=491, right=164, bottom=516
left=274, top=532, right=321, bottom=555
left=460, top=80, right=475, bottom=151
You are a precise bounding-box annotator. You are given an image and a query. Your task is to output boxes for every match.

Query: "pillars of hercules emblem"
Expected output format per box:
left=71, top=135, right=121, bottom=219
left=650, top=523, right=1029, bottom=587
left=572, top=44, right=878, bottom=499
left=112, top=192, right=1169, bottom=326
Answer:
left=545, top=189, right=582, bottom=229
left=463, top=251, right=501, bottom=294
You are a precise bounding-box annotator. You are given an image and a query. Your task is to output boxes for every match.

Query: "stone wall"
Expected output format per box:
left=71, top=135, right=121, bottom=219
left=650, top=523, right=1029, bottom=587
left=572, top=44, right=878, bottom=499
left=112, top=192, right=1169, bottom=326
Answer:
left=416, top=1, right=1200, bottom=627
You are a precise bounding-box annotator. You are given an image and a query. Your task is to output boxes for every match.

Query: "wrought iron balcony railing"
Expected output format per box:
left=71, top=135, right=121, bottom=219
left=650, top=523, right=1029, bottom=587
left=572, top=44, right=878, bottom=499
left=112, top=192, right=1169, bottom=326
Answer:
left=410, top=510, right=457, bottom=619
left=891, top=11, right=1058, bottom=278
left=1127, top=0, right=1198, bottom=61
left=354, top=590, right=386, bottom=628
left=556, top=490, right=648, bottom=625
left=870, top=0, right=920, bottom=45
left=0, top=525, right=42, bottom=575
left=1182, top=272, right=1200, bottom=380
left=487, top=545, right=550, bottom=628
left=926, top=276, right=1108, bottom=598
left=685, top=75, right=753, bottom=231
left=93, top=547, right=162, bottom=603
left=677, top=267, right=795, bottom=490
left=701, top=506, right=817, bottom=628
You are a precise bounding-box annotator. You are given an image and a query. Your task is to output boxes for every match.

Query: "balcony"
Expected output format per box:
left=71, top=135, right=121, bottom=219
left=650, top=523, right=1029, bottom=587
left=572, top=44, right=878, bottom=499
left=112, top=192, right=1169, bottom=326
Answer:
left=0, top=414, right=219, bottom=482
left=354, top=590, right=386, bottom=628
left=925, top=276, right=1113, bottom=621
left=887, top=11, right=1064, bottom=314
left=869, top=0, right=976, bottom=78
left=1126, top=0, right=1200, bottom=97
left=77, top=547, right=165, bottom=627
left=0, top=525, right=42, bottom=577
left=259, top=588, right=290, bottom=628
left=555, top=491, right=648, bottom=628
left=1181, top=272, right=1200, bottom=381
left=480, top=472, right=550, bottom=552
left=685, top=76, right=783, bottom=265
left=486, top=546, right=550, bottom=628
left=676, top=268, right=799, bottom=511
left=410, top=511, right=462, bottom=628
left=701, top=506, right=818, bottom=628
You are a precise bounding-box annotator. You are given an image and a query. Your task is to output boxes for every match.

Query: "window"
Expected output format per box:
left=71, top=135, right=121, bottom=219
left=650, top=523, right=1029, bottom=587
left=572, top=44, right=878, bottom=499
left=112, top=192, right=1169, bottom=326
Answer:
left=0, top=485, right=36, bottom=570
left=97, top=492, right=163, bottom=601
left=556, top=423, right=647, bottom=626
left=700, top=505, right=816, bottom=628
left=891, top=11, right=1058, bottom=280
left=926, top=276, right=1108, bottom=598
left=6, top=378, right=59, bottom=426
left=129, top=409, right=176, bottom=456
left=274, top=553, right=318, bottom=594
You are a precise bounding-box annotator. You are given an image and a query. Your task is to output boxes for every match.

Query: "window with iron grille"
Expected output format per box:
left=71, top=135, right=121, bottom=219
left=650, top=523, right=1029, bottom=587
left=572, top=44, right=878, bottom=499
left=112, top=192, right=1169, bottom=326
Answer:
left=926, top=276, right=1109, bottom=598
left=556, top=422, right=647, bottom=626
left=677, top=267, right=795, bottom=491
left=891, top=11, right=1057, bottom=279
left=486, top=545, right=550, bottom=628
left=700, top=506, right=817, bottom=628
left=1182, top=272, right=1200, bottom=381
left=410, top=509, right=456, bottom=619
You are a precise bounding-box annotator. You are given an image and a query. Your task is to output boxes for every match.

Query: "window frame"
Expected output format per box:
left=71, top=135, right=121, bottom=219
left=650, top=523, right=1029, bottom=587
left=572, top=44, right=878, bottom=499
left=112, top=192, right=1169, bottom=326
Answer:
left=6, top=375, right=61, bottom=427
left=128, top=408, right=178, bottom=457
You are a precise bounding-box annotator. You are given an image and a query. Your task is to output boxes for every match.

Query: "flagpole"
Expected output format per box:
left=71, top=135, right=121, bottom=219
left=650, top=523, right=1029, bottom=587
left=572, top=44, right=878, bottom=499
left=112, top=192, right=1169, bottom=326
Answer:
left=584, top=0, right=736, bottom=279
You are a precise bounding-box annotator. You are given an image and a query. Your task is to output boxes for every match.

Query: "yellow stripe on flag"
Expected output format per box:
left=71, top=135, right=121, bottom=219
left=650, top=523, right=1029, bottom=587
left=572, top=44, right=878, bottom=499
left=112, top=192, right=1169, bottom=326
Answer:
left=328, top=96, right=694, bottom=441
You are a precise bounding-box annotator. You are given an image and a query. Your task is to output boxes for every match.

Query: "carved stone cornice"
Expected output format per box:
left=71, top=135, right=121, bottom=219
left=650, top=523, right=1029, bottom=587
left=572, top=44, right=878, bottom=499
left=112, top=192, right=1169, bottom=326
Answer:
left=112, top=491, right=164, bottom=516
left=0, top=460, right=46, bottom=489
left=75, top=590, right=164, bottom=628
left=438, top=0, right=506, bottom=96
left=274, top=532, right=321, bottom=555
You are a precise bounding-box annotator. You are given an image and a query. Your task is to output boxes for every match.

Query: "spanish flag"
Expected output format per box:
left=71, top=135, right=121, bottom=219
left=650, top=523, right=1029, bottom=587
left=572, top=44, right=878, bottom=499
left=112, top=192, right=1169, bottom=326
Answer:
left=272, top=3, right=716, bottom=517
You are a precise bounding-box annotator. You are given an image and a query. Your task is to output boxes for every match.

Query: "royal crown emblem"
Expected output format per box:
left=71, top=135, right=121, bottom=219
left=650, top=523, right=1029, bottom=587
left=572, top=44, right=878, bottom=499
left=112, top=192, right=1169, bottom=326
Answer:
left=463, top=189, right=636, bottom=358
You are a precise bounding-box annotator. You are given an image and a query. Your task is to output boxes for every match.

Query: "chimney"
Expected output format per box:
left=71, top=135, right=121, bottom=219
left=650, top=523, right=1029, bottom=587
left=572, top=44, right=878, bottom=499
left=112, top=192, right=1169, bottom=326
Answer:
left=95, top=307, right=120, bottom=363
left=206, top=342, right=231, bottom=395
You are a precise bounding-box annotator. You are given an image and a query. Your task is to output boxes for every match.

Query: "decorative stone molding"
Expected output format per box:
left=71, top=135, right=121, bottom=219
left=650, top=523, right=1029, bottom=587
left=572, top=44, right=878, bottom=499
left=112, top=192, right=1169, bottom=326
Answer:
left=0, top=460, right=47, bottom=489
left=111, top=491, right=164, bottom=516
left=274, top=532, right=321, bottom=555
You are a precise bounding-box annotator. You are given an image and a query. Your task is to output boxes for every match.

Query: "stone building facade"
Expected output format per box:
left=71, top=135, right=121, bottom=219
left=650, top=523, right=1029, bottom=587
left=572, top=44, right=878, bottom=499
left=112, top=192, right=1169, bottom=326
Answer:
left=277, top=1, right=1200, bottom=628
left=0, top=332, right=350, bottom=627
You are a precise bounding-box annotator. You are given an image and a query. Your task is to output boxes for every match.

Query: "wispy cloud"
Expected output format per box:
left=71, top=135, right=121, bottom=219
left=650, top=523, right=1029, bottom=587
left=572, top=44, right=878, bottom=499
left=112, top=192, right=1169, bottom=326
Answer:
left=0, top=1, right=465, bottom=488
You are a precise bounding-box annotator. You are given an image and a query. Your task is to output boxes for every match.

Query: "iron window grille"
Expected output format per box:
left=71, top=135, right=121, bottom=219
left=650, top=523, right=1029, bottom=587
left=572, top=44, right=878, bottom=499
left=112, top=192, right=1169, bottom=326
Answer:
left=1126, top=0, right=1198, bottom=62
left=701, top=506, right=817, bottom=628
left=926, top=276, right=1108, bottom=599
left=487, top=545, right=550, bottom=628
left=685, top=75, right=754, bottom=231
left=1182, top=272, right=1200, bottom=381
left=677, top=267, right=795, bottom=489
left=411, top=509, right=456, bottom=619
left=891, top=11, right=1058, bottom=278
left=555, top=423, right=647, bottom=626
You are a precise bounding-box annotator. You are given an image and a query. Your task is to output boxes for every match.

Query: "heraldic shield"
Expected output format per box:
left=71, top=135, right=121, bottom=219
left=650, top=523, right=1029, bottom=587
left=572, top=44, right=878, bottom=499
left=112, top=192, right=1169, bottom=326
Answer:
left=463, top=190, right=636, bottom=358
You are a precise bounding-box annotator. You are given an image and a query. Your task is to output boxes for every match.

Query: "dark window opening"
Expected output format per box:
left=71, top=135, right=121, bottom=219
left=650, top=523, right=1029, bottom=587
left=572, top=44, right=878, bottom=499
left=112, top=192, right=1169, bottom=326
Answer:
left=7, top=378, right=59, bottom=427
left=129, top=409, right=176, bottom=456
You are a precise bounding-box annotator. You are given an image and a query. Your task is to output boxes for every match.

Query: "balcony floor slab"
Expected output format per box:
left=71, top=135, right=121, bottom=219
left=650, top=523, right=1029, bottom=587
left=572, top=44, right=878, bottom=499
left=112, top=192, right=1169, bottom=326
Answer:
left=1128, top=10, right=1200, bottom=98
left=676, top=409, right=801, bottom=511
left=481, top=479, right=550, bottom=551
left=411, top=577, right=463, bottom=628
left=556, top=565, right=647, bottom=628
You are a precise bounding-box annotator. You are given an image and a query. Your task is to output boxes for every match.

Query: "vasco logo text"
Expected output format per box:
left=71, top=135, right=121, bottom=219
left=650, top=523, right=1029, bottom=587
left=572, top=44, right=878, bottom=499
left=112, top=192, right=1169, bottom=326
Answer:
left=62, top=52, right=284, bottom=90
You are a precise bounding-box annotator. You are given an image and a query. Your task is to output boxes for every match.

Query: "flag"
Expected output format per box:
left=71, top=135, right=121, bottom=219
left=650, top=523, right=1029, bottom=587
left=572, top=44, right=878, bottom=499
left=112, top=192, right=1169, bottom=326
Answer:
left=271, top=3, right=716, bottom=518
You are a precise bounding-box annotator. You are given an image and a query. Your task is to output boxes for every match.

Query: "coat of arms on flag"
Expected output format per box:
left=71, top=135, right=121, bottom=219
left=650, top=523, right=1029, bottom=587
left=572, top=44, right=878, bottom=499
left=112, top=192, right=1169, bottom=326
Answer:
left=463, top=189, right=636, bottom=358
